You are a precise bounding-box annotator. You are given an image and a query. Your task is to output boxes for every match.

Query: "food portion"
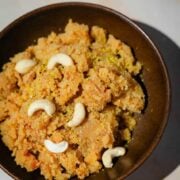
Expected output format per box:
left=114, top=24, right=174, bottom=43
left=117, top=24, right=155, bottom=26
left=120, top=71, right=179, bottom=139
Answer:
left=0, top=20, right=145, bottom=179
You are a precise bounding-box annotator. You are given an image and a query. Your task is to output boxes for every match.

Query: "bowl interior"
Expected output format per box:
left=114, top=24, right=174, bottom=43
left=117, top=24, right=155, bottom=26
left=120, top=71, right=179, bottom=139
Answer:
left=0, top=3, right=170, bottom=180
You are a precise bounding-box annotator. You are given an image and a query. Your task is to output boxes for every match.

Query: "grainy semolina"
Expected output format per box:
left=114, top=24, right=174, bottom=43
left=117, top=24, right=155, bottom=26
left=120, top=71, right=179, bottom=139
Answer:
left=0, top=20, right=145, bottom=179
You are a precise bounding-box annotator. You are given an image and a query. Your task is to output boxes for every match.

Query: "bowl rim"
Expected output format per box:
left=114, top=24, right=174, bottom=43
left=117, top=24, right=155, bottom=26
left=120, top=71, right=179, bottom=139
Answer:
left=0, top=2, right=171, bottom=180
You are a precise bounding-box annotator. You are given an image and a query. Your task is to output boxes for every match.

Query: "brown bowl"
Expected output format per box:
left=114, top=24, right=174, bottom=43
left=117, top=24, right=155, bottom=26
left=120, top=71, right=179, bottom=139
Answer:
left=0, top=2, right=170, bottom=180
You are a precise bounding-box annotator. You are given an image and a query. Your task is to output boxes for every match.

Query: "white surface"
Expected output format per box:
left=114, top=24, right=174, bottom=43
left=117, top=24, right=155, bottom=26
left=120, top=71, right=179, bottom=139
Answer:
left=0, top=0, right=179, bottom=179
left=164, top=166, right=180, bottom=180
left=0, top=0, right=180, bottom=46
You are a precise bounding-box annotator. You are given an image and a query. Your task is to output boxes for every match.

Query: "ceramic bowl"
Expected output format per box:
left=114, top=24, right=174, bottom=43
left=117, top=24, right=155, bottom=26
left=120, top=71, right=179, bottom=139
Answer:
left=0, top=2, right=170, bottom=180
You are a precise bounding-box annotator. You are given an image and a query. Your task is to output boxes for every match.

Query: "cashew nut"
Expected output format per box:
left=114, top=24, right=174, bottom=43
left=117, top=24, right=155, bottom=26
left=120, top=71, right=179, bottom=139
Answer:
left=44, top=140, right=68, bottom=153
left=47, top=53, right=73, bottom=69
left=28, top=99, right=56, bottom=116
left=15, top=59, right=36, bottom=74
left=102, top=147, right=126, bottom=168
left=67, top=102, right=86, bottom=127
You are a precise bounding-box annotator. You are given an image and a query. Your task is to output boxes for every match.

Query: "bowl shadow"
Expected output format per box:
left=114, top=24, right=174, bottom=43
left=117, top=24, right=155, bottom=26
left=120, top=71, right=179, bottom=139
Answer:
left=127, top=21, right=180, bottom=180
